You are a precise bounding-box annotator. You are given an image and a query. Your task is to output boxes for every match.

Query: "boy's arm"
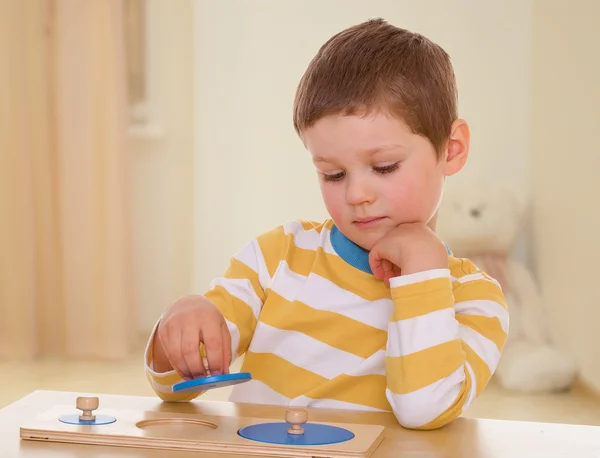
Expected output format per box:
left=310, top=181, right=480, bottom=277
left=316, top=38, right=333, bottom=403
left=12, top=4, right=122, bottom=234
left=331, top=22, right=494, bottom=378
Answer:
left=144, top=227, right=284, bottom=401
left=385, top=265, right=508, bottom=429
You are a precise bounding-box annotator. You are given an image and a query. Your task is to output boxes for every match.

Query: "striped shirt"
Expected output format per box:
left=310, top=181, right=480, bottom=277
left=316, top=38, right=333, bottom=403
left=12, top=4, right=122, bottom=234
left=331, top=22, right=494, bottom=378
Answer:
left=145, top=219, right=508, bottom=430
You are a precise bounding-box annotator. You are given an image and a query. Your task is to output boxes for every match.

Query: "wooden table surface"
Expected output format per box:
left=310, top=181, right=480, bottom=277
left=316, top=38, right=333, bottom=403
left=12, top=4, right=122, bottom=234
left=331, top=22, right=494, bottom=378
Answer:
left=3, top=390, right=600, bottom=457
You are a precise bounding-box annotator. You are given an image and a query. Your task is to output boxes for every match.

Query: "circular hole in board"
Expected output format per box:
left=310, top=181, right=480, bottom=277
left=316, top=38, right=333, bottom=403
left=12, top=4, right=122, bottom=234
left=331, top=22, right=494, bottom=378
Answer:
left=136, top=418, right=217, bottom=439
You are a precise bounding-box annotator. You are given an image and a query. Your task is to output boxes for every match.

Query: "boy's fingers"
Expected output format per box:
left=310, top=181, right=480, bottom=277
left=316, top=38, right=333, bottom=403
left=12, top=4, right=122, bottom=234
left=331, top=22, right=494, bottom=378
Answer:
left=368, top=250, right=383, bottom=279
left=221, top=323, right=232, bottom=374
left=382, top=259, right=394, bottom=274
left=202, top=322, right=224, bottom=376
left=383, top=259, right=398, bottom=287
left=384, top=271, right=391, bottom=288
left=157, top=325, right=172, bottom=366
left=169, top=327, right=192, bottom=380
left=181, top=325, right=204, bottom=379
left=369, top=249, right=397, bottom=283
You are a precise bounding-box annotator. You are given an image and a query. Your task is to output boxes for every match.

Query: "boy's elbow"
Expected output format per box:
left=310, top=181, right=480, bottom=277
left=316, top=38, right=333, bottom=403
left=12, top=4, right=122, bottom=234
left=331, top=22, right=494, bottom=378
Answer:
left=391, top=408, right=447, bottom=430
left=391, top=405, right=459, bottom=430
left=393, top=413, right=433, bottom=430
left=386, top=389, right=463, bottom=430
left=397, top=414, right=456, bottom=431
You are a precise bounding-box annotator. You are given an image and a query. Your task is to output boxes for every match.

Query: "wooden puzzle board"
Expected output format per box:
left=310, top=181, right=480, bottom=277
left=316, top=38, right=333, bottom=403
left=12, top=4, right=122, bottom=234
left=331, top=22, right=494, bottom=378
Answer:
left=20, top=404, right=385, bottom=458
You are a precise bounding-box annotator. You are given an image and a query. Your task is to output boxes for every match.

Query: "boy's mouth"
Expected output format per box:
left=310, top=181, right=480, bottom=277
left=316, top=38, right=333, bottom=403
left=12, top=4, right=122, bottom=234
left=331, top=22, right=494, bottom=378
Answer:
left=353, top=216, right=387, bottom=227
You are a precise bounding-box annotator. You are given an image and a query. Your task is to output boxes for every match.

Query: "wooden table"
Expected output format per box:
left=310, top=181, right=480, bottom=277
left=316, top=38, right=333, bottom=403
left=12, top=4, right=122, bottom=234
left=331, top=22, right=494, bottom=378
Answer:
left=2, top=390, right=600, bottom=457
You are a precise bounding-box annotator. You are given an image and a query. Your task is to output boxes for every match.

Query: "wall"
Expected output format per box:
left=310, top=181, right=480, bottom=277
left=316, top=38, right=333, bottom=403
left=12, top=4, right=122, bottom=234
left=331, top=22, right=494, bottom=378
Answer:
left=191, top=0, right=533, bottom=292
left=531, top=0, right=600, bottom=391
left=131, top=0, right=194, bottom=333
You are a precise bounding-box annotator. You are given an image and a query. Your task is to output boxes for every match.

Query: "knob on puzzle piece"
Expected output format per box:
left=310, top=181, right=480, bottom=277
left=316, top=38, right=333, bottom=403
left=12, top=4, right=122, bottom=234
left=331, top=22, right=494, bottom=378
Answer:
left=77, top=396, right=99, bottom=421
left=285, top=408, right=308, bottom=435
left=58, top=396, right=116, bottom=426
left=237, top=407, right=355, bottom=446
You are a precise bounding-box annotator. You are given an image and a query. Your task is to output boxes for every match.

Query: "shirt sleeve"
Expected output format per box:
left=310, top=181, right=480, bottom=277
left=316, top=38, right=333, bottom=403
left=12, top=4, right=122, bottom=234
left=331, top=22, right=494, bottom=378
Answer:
left=143, top=225, right=286, bottom=401
left=384, top=263, right=508, bottom=429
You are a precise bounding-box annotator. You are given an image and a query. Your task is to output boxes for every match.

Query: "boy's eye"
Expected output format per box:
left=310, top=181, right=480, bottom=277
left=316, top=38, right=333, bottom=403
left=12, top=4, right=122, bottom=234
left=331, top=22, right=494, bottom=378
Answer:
left=373, top=162, right=400, bottom=174
left=320, top=163, right=399, bottom=182
left=322, top=171, right=345, bottom=182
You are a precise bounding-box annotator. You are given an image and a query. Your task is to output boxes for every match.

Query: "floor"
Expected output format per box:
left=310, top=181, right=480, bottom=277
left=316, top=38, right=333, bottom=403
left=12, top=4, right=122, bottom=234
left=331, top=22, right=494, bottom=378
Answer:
left=2, top=347, right=600, bottom=427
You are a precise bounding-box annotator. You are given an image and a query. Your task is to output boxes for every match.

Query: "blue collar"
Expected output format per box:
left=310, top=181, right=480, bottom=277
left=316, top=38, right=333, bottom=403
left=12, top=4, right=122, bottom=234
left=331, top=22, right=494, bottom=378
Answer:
left=329, top=224, right=451, bottom=274
left=330, top=225, right=373, bottom=274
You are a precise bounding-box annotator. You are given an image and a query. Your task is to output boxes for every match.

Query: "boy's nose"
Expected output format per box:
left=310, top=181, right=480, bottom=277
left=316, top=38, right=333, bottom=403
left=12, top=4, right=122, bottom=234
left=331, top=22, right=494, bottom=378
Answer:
left=346, top=177, right=375, bottom=205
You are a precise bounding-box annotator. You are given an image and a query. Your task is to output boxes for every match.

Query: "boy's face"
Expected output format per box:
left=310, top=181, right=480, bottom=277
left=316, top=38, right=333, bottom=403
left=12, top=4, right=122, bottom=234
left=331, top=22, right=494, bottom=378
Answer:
left=302, top=111, right=468, bottom=251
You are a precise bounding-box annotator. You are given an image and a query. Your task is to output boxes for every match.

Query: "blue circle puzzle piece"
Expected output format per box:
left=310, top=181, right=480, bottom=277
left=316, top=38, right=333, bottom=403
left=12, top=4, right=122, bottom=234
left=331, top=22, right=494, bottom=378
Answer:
left=173, top=372, right=252, bottom=393
left=59, top=414, right=116, bottom=426
left=238, top=422, right=355, bottom=446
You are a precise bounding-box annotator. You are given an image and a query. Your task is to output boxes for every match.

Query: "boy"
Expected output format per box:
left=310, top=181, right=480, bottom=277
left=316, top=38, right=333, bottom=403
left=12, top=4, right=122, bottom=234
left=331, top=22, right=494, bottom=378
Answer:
left=144, top=18, right=508, bottom=430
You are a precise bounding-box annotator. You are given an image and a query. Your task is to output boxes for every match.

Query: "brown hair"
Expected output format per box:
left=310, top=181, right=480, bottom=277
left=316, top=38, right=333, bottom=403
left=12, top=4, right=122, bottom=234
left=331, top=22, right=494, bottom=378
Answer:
left=293, top=18, right=458, bottom=157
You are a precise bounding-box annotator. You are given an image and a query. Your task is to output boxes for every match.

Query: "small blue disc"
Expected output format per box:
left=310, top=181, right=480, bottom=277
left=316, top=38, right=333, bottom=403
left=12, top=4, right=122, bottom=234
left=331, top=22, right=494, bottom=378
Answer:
left=173, top=372, right=252, bottom=393
left=238, top=422, right=355, bottom=446
left=58, top=414, right=116, bottom=426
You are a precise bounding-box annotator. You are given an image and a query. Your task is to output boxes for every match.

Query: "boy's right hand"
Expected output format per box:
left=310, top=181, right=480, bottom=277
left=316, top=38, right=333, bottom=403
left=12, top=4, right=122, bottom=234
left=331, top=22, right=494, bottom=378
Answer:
left=152, top=295, right=232, bottom=380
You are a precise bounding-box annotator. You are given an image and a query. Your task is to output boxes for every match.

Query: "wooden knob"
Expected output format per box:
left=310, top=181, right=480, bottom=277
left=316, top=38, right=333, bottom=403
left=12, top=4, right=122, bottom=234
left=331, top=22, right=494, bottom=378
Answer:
left=285, top=407, right=308, bottom=435
left=76, top=396, right=99, bottom=421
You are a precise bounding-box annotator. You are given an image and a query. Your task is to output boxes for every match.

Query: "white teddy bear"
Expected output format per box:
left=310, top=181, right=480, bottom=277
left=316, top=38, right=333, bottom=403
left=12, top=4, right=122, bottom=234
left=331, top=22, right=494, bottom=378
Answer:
left=436, top=182, right=578, bottom=393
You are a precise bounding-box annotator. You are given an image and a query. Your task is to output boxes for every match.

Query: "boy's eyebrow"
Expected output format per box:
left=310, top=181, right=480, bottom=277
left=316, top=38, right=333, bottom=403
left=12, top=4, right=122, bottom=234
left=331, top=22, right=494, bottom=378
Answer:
left=364, top=144, right=407, bottom=155
left=313, top=144, right=406, bottom=163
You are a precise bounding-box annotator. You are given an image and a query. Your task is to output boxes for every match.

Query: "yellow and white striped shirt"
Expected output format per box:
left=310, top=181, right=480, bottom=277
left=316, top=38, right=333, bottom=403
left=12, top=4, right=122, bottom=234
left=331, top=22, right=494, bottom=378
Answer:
left=145, top=219, right=508, bottom=430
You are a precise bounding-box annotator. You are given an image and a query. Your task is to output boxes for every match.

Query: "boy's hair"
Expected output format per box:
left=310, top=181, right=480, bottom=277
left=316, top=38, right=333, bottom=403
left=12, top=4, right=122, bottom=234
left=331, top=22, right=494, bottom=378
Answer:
left=293, top=18, right=458, bottom=157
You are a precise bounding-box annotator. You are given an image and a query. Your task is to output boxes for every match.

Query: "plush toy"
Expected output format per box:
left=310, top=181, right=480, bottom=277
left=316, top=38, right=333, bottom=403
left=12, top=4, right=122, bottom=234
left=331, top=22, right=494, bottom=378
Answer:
left=436, top=182, right=578, bottom=393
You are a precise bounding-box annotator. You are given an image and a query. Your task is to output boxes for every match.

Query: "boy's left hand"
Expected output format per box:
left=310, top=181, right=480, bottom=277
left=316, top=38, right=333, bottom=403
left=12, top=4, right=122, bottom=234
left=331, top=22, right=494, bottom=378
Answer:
left=368, top=222, right=449, bottom=287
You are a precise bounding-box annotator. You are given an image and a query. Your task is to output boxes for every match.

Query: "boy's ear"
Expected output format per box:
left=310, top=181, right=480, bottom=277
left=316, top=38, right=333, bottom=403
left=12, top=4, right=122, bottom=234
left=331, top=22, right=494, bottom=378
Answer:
left=443, top=119, right=470, bottom=176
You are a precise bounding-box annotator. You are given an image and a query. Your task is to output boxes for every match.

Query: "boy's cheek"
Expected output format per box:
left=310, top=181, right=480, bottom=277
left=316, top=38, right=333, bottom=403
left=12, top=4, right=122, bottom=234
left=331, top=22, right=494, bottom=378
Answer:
left=389, top=190, right=440, bottom=224
left=322, top=194, right=345, bottom=218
